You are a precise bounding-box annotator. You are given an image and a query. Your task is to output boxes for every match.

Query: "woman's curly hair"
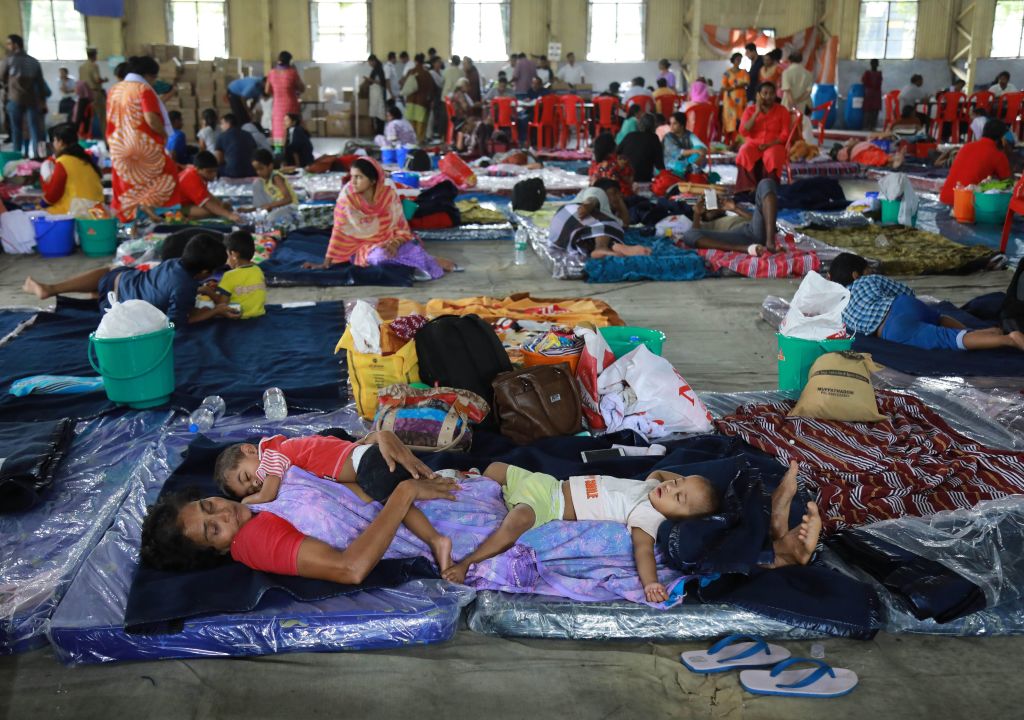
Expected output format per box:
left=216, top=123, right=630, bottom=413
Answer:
left=139, top=487, right=229, bottom=571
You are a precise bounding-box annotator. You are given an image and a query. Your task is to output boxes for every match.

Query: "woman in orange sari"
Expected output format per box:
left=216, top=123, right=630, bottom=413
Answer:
left=303, top=157, right=455, bottom=278
left=106, top=56, right=177, bottom=221
left=721, top=52, right=750, bottom=142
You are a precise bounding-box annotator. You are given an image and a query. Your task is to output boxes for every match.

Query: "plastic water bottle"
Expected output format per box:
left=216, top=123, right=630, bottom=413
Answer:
left=263, top=387, right=288, bottom=421
left=513, top=226, right=529, bottom=266
left=188, top=395, right=226, bottom=433
left=810, top=642, right=826, bottom=659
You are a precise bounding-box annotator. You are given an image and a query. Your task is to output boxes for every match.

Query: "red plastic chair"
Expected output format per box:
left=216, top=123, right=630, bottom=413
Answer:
left=528, top=95, right=560, bottom=149
left=931, top=91, right=967, bottom=142
left=883, top=89, right=902, bottom=130
left=969, top=90, right=995, bottom=114
left=558, top=94, right=589, bottom=150
left=655, top=93, right=679, bottom=119
left=444, top=98, right=458, bottom=145
left=592, top=96, right=620, bottom=136
left=625, top=95, right=655, bottom=115
left=1000, top=175, right=1024, bottom=253
left=490, top=96, right=519, bottom=144
left=996, top=91, right=1024, bottom=137
left=809, top=100, right=833, bottom=146
left=782, top=110, right=804, bottom=184
left=684, top=102, right=715, bottom=170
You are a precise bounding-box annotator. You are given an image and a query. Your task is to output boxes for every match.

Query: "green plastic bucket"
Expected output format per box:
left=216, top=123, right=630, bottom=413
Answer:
left=76, top=217, right=119, bottom=257
left=879, top=199, right=917, bottom=227
left=0, top=150, right=22, bottom=167
left=88, top=325, right=175, bottom=408
left=777, top=333, right=854, bottom=392
left=973, top=191, right=1011, bottom=225
left=599, top=326, right=666, bottom=358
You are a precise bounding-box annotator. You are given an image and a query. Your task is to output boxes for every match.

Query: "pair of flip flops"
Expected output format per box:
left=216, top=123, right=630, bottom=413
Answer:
left=680, top=634, right=858, bottom=699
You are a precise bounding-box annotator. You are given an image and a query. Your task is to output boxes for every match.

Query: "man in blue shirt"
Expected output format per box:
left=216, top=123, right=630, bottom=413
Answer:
left=226, top=75, right=264, bottom=122
left=829, top=252, right=1024, bottom=352
left=166, top=110, right=190, bottom=164
left=214, top=113, right=257, bottom=178
left=22, top=234, right=235, bottom=326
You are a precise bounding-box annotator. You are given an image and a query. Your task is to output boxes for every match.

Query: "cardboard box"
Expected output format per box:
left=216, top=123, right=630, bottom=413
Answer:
left=175, top=82, right=193, bottom=96
left=180, top=62, right=199, bottom=83
left=357, top=115, right=374, bottom=137
left=195, top=79, right=215, bottom=98
left=197, top=61, right=215, bottom=75
left=325, top=113, right=351, bottom=137
left=302, top=85, right=320, bottom=102
left=163, top=98, right=181, bottom=110
left=312, top=117, right=327, bottom=137
left=180, top=93, right=198, bottom=108
left=302, top=66, right=322, bottom=86
left=180, top=46, right=196, bottom=61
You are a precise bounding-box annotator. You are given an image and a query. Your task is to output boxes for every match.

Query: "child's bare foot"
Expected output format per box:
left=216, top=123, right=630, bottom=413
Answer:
left=441, top=560, right=470, bottom=584
left=1009, top=330, right=1024, bottom=351
left=770, top=461, right=799, bottom=542
left=768, top=501, right=822, bottom=568
left=613, top=244, right=652, bottom=256
left=22, top=276, right=52, bottom=300
left=430, top=535, right=453, bottom=572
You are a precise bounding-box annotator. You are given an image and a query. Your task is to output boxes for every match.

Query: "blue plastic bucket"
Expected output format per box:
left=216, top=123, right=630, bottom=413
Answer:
left=381, top=147, right=398, bottom=165
left=844, top=83, right=865, bottom=130
left=392, top=171, right=420, bottom=188
left=32, top=215, right=76, bottom=257
left=396, top=146, right=409, bottom=168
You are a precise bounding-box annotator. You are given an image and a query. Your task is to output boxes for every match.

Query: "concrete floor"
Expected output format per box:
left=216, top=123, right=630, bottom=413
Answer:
left=0, top=235, right=1020, bottom=718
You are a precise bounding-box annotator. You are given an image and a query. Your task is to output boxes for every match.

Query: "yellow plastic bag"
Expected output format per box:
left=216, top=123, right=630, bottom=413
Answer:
left=337, top=327, right=420, bottom=419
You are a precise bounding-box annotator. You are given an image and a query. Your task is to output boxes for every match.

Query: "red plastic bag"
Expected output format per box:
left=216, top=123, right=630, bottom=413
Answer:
left=574, top=326, right=616, bottom=431
left=651, top=169, right=685, bottom=197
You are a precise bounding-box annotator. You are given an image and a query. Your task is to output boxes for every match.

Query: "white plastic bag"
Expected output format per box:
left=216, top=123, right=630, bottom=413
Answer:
left=654, top=214, right=693, bottom=237
left=0, top=209, right=36, bottom=253
left=95, top=293, right=169, bottom=338
left=597, top=345, right=714, bottom=435
left=350, top=300, right=383, bottom=354
left=779, top=271, right=850, bottom=340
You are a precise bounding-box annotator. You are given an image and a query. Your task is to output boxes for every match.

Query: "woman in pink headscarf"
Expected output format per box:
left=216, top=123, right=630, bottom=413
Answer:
left=303, top=157, right=456, bottom=277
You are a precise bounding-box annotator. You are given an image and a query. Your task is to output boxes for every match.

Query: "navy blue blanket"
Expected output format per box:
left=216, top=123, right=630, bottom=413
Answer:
left=0, top=309, right=36, bottom=340
left=424, top=432, right=879, bottom=639
left=0, top=297, right=347, bottom=422
left=0, top=418, right=75, bottom=512
left=853, top=299, right=1024, bottom=378
left=261, top=229, right=414, bottom=287
left=125, top=437, right=435, bottom=633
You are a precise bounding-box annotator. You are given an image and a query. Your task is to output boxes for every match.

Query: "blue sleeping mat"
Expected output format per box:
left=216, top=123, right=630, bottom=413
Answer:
left=261, top=229, right=414, bottom=287
left=0, top=297, right=347, bottom=422
left=0, top=411, right=172, bottom=654
left=47, top=410, right=473, bottom=665
left=914, top=197, right=1024, bottom=265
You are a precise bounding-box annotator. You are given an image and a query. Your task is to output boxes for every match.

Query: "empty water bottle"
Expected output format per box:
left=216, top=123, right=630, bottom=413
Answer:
left=188, top=395, right=226, bottom=433
left=513, top=226, right=529, bottom=266
left=810, top=642, right=826, bottom=659
left=263, top=387, right=288, bottom=421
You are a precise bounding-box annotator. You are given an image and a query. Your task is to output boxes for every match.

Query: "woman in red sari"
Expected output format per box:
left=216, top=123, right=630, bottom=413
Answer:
left=106, top=56, right=177, bottom=221
left=735, top=81, right=791, bottom=193
left=264, top=51, right=304, bottom=151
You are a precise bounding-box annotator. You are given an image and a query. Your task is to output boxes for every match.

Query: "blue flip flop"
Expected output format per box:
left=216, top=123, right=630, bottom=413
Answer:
left=680, top=634, right=792, bottom=674
left=739, top=657, right=859, bottom=698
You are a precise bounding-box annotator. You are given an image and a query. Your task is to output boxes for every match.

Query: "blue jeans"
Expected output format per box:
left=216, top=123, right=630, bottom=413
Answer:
left=880, top=295, right=967, bottom=350
left=6, top=100, right=41, bottom=158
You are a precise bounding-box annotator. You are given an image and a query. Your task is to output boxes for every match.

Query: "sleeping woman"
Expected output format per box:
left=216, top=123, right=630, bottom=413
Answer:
left=547, top=181, right=651, bottom=259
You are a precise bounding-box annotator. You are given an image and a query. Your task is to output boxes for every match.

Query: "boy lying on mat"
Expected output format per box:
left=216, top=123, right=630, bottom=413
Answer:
left=441, top=460, right=821, bottom=602
left=214, top=431, right=454, bottom=571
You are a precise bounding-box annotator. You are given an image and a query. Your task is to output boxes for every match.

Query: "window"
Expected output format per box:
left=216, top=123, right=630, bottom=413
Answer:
left=856, top=1, right=917, bottom=59
left=19, top=1, right=87, bottom=61
left=169, top=1, right=228, bottom=60
left=311, top=0, right=370, bottom=62
left=992, top=1, right=1024, bottom=57
left=587, top=0, right=644, bottom=62
left=451, top=0, right=509, bottom=62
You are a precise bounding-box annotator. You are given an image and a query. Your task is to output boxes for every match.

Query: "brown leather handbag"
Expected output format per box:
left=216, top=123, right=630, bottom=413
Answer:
left=491, top=363, right=583, bottom=444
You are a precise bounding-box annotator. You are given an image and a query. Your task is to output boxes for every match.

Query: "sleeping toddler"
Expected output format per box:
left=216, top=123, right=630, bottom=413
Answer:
left=441, top=461, right=821, bottom=602
left=215, top=431, right=454, bottom=570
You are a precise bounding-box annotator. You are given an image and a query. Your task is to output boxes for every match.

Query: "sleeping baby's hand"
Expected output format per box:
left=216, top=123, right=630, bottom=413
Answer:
left=644, top=582, right=668, bottom=603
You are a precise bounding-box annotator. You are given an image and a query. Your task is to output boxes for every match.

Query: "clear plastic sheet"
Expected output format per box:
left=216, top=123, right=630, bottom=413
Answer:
left=512, top=209, right=585, bottom=280
left=0, top=411, right=173, bottom=654
left=470, top=166, right=589, bottom=195
left=48, top=407, right=474, bottom=665
left=467, top=592, right=826, bottom=641
left=759, top=296, right=1024, bottom=448
left=778, top=210, right=872, bottom=230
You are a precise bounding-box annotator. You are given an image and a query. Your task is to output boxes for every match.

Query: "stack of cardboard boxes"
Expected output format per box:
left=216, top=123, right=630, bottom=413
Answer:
left=141, top=44, right=246, bottom=142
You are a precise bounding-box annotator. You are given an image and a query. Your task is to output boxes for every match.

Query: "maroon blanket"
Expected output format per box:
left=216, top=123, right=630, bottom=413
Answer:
left=716, top=391, right=1024, bottom=534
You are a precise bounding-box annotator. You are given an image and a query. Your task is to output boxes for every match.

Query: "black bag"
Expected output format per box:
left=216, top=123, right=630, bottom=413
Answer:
left=414, top=314, right=512, bottom=427
left=405, top=149, right=431, bottom=171
left=1002, top=261, right=1024, bottom=333
left=0, top=418, right=75, bottom=513
left=511, top=178, right=546, bottom=211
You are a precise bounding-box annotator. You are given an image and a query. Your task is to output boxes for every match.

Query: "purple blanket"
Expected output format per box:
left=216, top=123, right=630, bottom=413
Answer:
left=255, top=469, right=689, bottom=607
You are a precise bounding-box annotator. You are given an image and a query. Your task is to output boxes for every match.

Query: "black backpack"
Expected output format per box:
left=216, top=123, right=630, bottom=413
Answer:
left=511, top=178, right=546, bottom=212
left=414, top=314, right=512, bottom=427
left=405, top=149, right=431, bottom=171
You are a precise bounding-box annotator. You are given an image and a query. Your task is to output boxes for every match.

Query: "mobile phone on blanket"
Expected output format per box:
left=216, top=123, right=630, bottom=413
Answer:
left=580, top=448, right=626, bottom=463
left=704, top=188, right=718, bottom=210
